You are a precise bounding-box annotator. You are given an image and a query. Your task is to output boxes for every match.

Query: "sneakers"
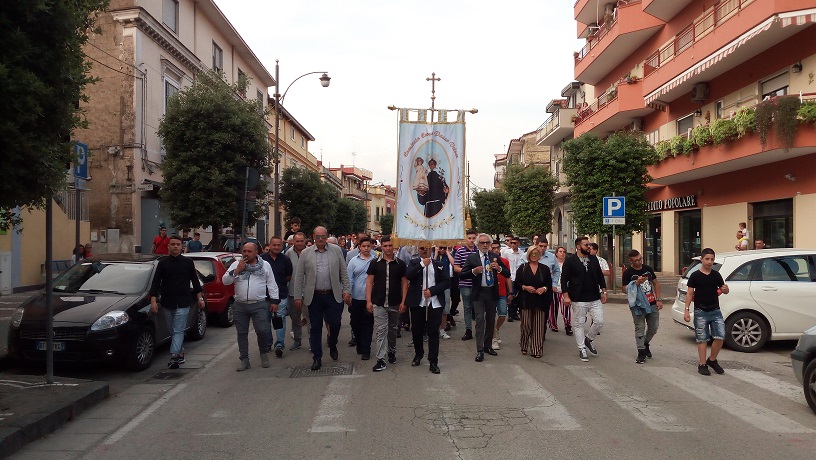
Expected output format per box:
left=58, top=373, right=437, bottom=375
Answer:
left=388, top=352, right=397, bottom=364
left=236, top=358, right=251, bottom=372
left=260, top=353, right=270, bottom=368
left=373, top=360, right=387, bottom=372
left=168, top=355, right=180, bottom=369
left=579, top=348, right=589, bottom=362
left=461, top=329, right=473, bottom=341
left=439, top=330, right=451, bottom=339
left=290, top=341, right=302, bottom=351
left=176, top=354, right=186, bottom=365
left=698, top=364, right=711, bottom=376
left=275, top=347, right=283, bottom=358
left=706, top=358, right=725, bottom=374
left=492, top=338, right=501, bottom=350
left=585, top=338, right=598, bottom=356
left=644, top=342, right=652, bottom=358
left=636, top=349, right=647, bottom=364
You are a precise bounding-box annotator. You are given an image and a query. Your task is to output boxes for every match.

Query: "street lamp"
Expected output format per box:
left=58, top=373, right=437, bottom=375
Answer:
left=273, top=60, right=330, bottom=236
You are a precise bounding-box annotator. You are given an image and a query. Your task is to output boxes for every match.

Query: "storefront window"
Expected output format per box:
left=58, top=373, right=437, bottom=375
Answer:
left=644, top=215, right=661, bottom=272
left=678, top=210, right=701, bottom=273
left=753, top=199, right=793, bottom=248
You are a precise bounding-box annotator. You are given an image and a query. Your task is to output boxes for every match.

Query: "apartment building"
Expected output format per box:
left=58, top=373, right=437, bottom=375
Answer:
left=368, top=183, right=396, bottom=233
left=76, top=0, right=275, bottom=253
left=569, top=0, right=816, bottom=274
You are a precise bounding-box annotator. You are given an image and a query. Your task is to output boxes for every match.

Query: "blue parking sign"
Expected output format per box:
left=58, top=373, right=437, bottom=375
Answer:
left=73, top=142, right=89, bottom=179
left=603, top=196, right=625, bottom=218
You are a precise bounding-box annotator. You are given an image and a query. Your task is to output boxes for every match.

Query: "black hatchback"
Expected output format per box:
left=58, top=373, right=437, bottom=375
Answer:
left=7, top=254, right=208, bottom=371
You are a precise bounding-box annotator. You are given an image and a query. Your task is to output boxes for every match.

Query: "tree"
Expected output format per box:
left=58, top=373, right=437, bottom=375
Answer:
left=158, top=70, right=271, bottom=233
left=503, top=164, right=557, bottom=237
left=332, top=197, right=367, bottom=236
left=472, top=189, right=510, bottom=237
left=468, top=206, right=478, bottom=230
left=379, top=213, right=394, bottom=235
left=279, top=166, right=338, bottom=233
left=561, top=131, right=658, bottom=236
left=0, top=0, right=109, bottom=230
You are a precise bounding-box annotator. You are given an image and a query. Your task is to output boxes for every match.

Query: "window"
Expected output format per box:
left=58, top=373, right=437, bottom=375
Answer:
left=759, top=256, right=811, bottom=282
left=163, top=76, right=180, bottom=113
left=677, top=114, right=693, bottom=137
left=212, top=42, right=223, bottom=73
left=715, top=100, right=723, bottom=119
left=646, top=130, right=659, bottom=145
left=256, top=90, right=264, bottom=113
left=301, top=135, right=305, bottom=148
left=761, top=72, right=789, bottom=99
left=163, top=0, right=179, bottom=33
left=237, top=69, right=247, bottom=97
left=727, top=261, right=756, bottom=281
left=290, top=126, right=295, bottom=140
left=376, top=207, right=380, bottom=221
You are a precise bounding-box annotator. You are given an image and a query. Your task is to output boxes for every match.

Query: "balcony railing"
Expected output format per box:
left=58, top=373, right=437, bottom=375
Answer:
left=644, top=0, right=755, bottom=76
left=573, top=83, right=622, bottom=126
left=575, top=0, right=642, bottom=63
left=344, top=186, right=369, bottom=200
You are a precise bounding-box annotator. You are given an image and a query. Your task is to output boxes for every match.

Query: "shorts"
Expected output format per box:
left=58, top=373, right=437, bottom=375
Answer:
left=694, top=308, right=725, bottom=343
left=496, top=296, right=508, bottom=317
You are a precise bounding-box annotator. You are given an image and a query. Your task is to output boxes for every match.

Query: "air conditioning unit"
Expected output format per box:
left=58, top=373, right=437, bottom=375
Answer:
left=631, top=118, right=643, bottom=131
left=691, top=83, right=710, bottom=102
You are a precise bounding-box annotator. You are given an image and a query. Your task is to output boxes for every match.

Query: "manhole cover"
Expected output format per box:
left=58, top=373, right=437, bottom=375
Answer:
left=683, top=359, right=761, bottom=371
left=151, top=371, right=186, bottom=381
left=290, top=363, right=354, bottom=378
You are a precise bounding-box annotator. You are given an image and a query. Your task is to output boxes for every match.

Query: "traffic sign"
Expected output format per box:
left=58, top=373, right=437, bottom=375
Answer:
left=603, top=217, right=625, bottom=225
left=603, top=196, right=625, bottom=218
left=73, top=142, right=89, bottom=179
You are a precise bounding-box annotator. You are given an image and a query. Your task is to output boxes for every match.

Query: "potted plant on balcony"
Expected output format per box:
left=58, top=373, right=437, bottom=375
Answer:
left=733, top=107, right=756, bottom=138
left=799, top=100, right=816, bottom=124
left=691, top=124, right=712, bottom=148
left=625, top=73, right=641, bottom=84
left=710, top=118, right=738, bottom=145
left=654, top=140, right=671, bottom=160
left=756, top=96, right=801, bottom=148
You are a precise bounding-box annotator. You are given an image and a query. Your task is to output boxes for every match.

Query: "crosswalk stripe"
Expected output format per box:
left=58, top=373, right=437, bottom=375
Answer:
left=727, top=370, right=807, bottom=406
left=507, top=364, right=581, bottom=430
left=308, top=375, right=360, bottom=433
left=567, top=365, right=693, bottom=432
left=646, top=367, right=814, bottom=433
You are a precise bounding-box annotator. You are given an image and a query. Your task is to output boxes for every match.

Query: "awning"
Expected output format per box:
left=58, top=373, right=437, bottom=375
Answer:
left=779, top=8, right=816, bottom=27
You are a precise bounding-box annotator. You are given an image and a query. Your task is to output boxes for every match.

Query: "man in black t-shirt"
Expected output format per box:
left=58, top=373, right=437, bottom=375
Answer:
left=366, top=236, right=408, bottom=372
left=622, top=250, right=662, bottom=364
left=561, top=236, right=608, bottom=362
left=684, top=248, right=730, bottom=376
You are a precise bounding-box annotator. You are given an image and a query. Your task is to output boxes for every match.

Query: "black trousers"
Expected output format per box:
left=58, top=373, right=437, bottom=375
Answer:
left=349, top=299, right=373, bottom=354
left=410, top=305, right=443, bottom=364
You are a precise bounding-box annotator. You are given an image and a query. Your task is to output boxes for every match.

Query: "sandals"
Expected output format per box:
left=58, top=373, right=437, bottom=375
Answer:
left=532, top=354, right=542, bottom=359
left=521, top=349, right=528, bottom=355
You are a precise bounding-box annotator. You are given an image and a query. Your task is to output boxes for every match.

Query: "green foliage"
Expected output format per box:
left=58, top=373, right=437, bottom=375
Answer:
left=654, top=140, right=671, bottom=160
left=669, top=135, right=690, bottom=156
left=158, top=70, right=271, bottom=232
left=0, top=0, right=109, bottom=230
left=691, top=124, right=712, bottom=147
left=279, top=167, right=338, bottom=233
left=798, top=101, right=816, bottom=124
left=332, top=198, right=367, bottom=236
left=733, top=107, right=756, bottom=137
left=710, top=118, right=738, bottom=145
left=562, top=132, right=657, bottom=236
left=379, top=213, right=394, bottom=235
left=472, top=189, right=510, bottom=236
left=775, top=96, right=801, bottom=148
left=754, top=99, right=773, bottom=148
left=502, top=164, right=557, bottom=237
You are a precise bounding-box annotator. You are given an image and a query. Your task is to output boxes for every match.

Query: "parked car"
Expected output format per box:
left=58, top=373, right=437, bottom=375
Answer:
left=205, top=234, right=259, bottom=253
left=671, top=249, right=816, bottom=352
left=7, top=254, right=208, bottom=371
left=791, top=325, right=816, bottom=414
left=187, top=252, right=240, bottom=327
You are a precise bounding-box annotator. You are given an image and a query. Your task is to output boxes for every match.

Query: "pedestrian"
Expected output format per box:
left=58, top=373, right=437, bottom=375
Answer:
left=365, top=236, right=408, bottom=372
left=433, top=245, right=455, bottom=339
left=622, top=249, right=662, bottom=364
left=589, top=242, right=611, bottom=290
left=260, top=236, right=293, bottom=358
left=347, top=236, right=375, bottom=360
left=185, top=232, right=204, bottom=253
left=83, top=243, right=93, bottom=258
left=284, top=217, right=301, bottom=241
left=292, top=226, right=351, bottom=371
left=150, top=226, right=170, bottom=254
left=72, top=244, right=85, bottom=264
left=561, top=236, right=608, bottom=362
left=684, top=248, right=729, bottom=375
left=515, top=245, right=553, bottom=358
left=406, top=244, right=450, bottom=374
left=223, top=242, right=279, bottom=371
left=490, top=240, right=513, bottom=350
left=501, top=236, right=525, bottom=322
left=286, top=232, right=308, bottom=350
left=181, top=229, right=192, bottom=252
left=528, top=238, right=562, bottom=333
left=149, top=234, right=205, bottom=369
left=734, top=230, right=749, bottom=251
left=346, top=232, right=369, bottom=264
left=453, top=229, right=479, bottom=340
left=460, top=233, right=511, bottom=362
left=754, top=239, right=766, bottom=250
left=553, top=246, right=571, bottom=335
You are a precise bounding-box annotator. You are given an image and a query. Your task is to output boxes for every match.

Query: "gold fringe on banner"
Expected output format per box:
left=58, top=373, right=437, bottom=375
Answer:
left=392, top=236, right=463, bottom=248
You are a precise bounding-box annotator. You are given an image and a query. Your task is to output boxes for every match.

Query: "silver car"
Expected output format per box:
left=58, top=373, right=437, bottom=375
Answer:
left=791, top=325, right=816, bottom=414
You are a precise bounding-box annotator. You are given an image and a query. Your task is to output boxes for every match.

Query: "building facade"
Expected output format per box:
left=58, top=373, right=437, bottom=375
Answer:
left=368, top=183, right=396, bottom=233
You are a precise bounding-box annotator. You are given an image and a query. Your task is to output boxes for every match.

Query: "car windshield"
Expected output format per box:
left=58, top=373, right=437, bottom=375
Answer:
left=53, top=262, right=153, bottom=294
left=682, top=259, right=723, bottom=279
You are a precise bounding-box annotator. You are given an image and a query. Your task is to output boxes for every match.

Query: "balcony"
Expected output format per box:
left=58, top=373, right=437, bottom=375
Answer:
left=643, top=0, right=694, bottom=22
left=344, top=186, right=369, bottom=201
left=644, top=0, right=816, bottom=105
left=536, top=108, right=578, bottom=146
left=574, top=1, right=664, bottom=85
left=573, top=79, right=654, bottom=137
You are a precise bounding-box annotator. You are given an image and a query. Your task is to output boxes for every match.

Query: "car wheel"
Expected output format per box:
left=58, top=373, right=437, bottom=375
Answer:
left=804, top=359, right=816, bottom=415
left=187, top=308, right=207, bottom=341
left=126, top=327, right=156, bottom=371
left=218, top=299, right=234, bottom=327
left=724, top=311, right=768, bottom=352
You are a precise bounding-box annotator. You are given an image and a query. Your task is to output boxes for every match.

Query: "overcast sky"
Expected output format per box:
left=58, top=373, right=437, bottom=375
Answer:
left=213, top=0, right=583, bottom=191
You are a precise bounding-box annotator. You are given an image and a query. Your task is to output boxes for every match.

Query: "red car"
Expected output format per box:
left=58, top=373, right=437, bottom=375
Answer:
left=188, top=252, right=240, bottom=327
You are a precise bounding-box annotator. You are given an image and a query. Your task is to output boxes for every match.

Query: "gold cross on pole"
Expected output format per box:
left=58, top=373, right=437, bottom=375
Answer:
left=426, top=72, right=441, bottom=115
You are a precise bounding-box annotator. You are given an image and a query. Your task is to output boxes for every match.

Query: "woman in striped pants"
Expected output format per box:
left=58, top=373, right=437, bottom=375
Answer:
left=515, top=246, right=553, bottom=358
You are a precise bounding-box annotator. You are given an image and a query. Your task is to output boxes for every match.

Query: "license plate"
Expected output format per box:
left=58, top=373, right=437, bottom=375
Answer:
left=35, top=341, right=65, bottom=352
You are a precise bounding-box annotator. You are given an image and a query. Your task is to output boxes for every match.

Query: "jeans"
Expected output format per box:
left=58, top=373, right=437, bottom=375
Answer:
left=234, top=300, right=271, bottom=360
left=267, top=297, right=289, bottom=349
left=288, top=295, right=302, bottom=342
left=571, top=300, right=604, bottom=350
left=161, top=306, right=189, bottom=356
left=308, top=293, right=343, bottom=360
left=459, top=286, right=473, bottom=330
left=472, top=294, right=497, bottom=352
left=632, top=310, right=659, bottom=349
left=496, top=296, right=508, bottom=316
left=350, top=299, right=374, bottom=355
left=694, top=308, right=725, bottom=343
left=373, top=304, right=399, bottom=362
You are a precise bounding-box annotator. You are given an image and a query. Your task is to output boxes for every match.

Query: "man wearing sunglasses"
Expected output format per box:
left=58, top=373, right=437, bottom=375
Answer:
left=560, top=236, right=608, bottom=363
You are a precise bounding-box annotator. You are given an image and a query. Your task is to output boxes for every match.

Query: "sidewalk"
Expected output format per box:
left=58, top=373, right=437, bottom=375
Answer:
left=0, top=375, right=109, bottom=458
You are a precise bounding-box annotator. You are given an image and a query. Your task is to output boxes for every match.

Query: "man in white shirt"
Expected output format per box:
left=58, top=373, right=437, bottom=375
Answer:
left=405, top=245, right=450, bottom=373
left=223, top=242, right=279, bottom=371
left=589, top=242, right=611, bottom=288
left=501, top=236, right=525, bottom=321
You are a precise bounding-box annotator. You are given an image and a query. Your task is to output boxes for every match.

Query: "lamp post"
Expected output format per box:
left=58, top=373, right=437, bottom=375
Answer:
left=273, top=60, right=330, bottom=237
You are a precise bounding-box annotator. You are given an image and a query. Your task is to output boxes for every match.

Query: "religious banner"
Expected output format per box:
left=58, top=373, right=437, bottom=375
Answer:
left=393, top=108, right=466, bottom=246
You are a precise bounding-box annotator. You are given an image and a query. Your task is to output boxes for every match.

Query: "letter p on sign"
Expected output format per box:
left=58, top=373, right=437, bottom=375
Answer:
left=603, top=196, right=625, bottom=218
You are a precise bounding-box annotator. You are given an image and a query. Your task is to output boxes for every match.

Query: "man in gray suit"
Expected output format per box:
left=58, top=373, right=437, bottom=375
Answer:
left=293, top=226, right=351, bottom=370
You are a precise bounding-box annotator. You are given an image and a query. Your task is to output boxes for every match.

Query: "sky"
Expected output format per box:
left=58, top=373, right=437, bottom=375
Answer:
left=213, top=0, right=584, bottom=191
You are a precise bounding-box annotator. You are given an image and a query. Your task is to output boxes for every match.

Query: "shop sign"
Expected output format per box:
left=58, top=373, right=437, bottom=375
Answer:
left=646, top=195, right=697, bottom=212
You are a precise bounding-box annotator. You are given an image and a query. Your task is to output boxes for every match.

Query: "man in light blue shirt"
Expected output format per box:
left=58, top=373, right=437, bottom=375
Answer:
left=347, top=236, right=375, bottom=360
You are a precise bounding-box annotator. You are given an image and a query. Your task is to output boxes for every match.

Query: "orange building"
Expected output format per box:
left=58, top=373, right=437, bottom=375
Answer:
left=569, top=0, right=816, bottom=274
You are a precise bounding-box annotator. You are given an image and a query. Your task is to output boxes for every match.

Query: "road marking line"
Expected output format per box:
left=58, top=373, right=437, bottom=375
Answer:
left=566, top=365, right=692, bottom=432
left=101, top=383, right=188, bottom=445
left=194, top=432, right=239, bottom=436
left=728, top=370, right=807, bottom=406
left=308, top=375, right=359, bottom=433
left=646, top=367, right=814, bottom=433
left=508, top=364, right=580, bottom=430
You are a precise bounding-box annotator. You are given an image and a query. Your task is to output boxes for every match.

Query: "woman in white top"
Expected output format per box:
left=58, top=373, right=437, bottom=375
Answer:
left=554, top=247, right=571, bottom=335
